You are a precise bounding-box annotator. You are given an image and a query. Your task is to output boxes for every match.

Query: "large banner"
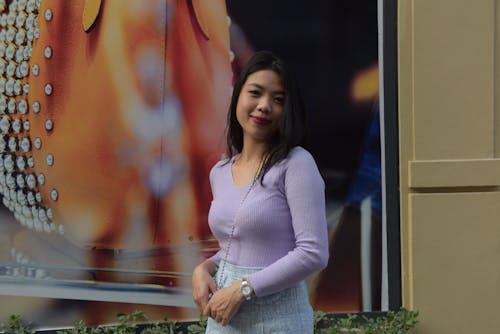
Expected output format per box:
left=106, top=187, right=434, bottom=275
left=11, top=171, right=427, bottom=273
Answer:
left=0, top=0, right=381, bottom=327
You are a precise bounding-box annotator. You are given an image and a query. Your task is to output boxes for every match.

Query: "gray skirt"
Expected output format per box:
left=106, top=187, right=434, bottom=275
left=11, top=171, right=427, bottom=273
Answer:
left=206, top=261, right=313, bottom=334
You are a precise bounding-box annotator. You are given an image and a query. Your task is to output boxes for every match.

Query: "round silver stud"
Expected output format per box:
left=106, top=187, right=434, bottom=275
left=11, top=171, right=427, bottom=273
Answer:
left=0, top=115, right=10, bottom=133
left=8, top=137, right=16, bottom=151
left=17, top=191, right=26, bottom=206
left=33, top=137, right=41, bottom=149
left=37, top=173, right=44, bottom=185
left=50, top=189, right=58, bottom=201
left=16, top=13, right=27, bottom=28
left=19, top=137, right=30, bottom=153
left=23, top=47, right=32, bottom=60
left=15, top=29, right=25, bottom=46
left=3, top=186, right=10, bottom=199
left=0, top=96, right=5, bottom=111
left=39, top=208, right=48, bottom=223
left=45, top=119, right=53, bottom=131
left=22, top=83, right=29, bottom=94
left=35, top=191, right=41, bottom=202
left=15, top=66, right=21, bottom=78
left=31, top=205, right=38, bottom=218
left=44, top=83, right=52, bottom=95
left=6, top=61, right=15, bottom=76
left=6, top=173, right=15, bottom=188
left=26, top=174, right=36, bottom=189
left=44, top=9, right=53, bottom=21
left=18, top=0, right=27, bottom=11
left=5, top=43, right=14, bottom=60
left=26, top=29, right=34, bottom=42
left=27, top=192, right=35, bottom=205
left=46, top=208, right=53, bottom=220
left=19, top=62, right=28, bottom=77
left=22, top=205, right=31, bottom=218
left=7, top=98, right=15, bottom=113
left=27, top=156, right=34, bottom=168
left=6, top=28, right=14, bottom=43
left=4, top=155, right=14, bottom=171
left=16, top=175, right=25, bottom=188
left=23, top=120, right=29, bottom=131
left=5, top=79, right=14, bottom=95
left=43, top=46, right=52, bottom=59
left=16, top=156, right=25, bottom=171
left=32, top=101, right=40, bottom=113
left=16, top=67, right=24, bottom=81
left=13, top=80, right=21, bottom=95
left=8, top=4, right=17, bottom=15
left=15, top=47, right=24, bottom=63
left=26, top=0, right=35, bottom=13
left=45, top=153, right=54, bottom=166
left=31, top=64, right=39, bottom=76
left=33, top=28, right=40, bottom=39
left=25, top=15, right=34, bottom=29
left=11, top=119, right=21, bottom=133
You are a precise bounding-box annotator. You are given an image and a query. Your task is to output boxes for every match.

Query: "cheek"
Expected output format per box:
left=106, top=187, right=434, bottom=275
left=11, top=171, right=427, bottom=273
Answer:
left=235, top=107, right=245, bottom=125
left=235, top=98, right=250, bottom=123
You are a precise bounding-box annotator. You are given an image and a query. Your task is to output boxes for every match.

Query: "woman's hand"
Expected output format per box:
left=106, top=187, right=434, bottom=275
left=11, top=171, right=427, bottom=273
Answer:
left=203, top=280, right=245, bottom=326
left=192, top=260, right=218, bottom=313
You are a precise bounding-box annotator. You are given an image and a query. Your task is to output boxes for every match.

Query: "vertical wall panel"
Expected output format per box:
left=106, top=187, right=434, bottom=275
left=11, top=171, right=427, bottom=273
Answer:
left=411, top=193, right=500, bottom=333
left=412, top=0, right=495, bottom=160
left=398, top=0, right=500, bottom=333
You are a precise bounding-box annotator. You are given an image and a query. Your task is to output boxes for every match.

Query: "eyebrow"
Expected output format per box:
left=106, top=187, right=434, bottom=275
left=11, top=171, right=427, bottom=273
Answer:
left=246, top=82, right=286, bottom=95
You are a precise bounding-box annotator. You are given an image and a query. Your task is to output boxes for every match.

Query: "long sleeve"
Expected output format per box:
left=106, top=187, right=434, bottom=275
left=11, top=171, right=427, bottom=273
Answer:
left=248, top=149, right=329, bottom=297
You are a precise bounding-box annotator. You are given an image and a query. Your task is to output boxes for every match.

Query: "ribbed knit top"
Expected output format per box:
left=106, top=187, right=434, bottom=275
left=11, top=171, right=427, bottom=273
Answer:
left=208, top=146, right=329, bottom=297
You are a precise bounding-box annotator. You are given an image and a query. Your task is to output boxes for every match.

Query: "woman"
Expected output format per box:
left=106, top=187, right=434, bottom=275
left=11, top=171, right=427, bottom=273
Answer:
left=192, top=51, right=329, bottom=333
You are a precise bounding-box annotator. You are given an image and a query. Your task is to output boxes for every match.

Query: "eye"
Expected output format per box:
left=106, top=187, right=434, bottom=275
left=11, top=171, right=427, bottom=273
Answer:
left=248, top=90, right=260, bottom=96
left=274, top=96, right=285, bottom=105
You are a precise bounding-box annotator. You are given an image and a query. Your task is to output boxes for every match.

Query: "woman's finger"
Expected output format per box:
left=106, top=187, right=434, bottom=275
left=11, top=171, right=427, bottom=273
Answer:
left=203, top=303, right=211, bottom=316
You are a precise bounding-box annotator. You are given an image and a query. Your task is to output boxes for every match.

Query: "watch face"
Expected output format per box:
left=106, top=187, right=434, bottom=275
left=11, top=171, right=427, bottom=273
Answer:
left=242, top=285, right=252, bottom=295
left=241, top=283, right=252, bottom=297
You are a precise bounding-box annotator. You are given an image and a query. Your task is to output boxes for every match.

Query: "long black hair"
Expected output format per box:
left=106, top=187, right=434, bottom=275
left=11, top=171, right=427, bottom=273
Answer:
left=226, top=50, right=307, bottom=183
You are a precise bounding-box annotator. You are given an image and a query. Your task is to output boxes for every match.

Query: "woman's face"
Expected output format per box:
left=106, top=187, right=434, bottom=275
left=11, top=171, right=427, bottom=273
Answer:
left=236, top=70, right=285, bottom=144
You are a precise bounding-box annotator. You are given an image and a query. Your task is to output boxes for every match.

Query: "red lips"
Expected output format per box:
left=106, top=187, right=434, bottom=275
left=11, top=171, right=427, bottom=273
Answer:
left=250, top=116, right=271, bottom=125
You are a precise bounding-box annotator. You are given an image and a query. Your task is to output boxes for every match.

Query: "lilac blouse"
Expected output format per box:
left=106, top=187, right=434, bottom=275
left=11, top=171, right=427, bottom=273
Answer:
left=208, top=146, right=329, bottom=297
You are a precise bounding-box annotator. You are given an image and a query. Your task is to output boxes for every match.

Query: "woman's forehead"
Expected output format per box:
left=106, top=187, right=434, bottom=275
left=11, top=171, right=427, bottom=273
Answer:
left=244, top=70, right=285, bottom=92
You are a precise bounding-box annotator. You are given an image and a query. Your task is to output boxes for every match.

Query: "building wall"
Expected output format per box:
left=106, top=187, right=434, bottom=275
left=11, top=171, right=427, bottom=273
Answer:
left=398, top=0, right=500, bottom=332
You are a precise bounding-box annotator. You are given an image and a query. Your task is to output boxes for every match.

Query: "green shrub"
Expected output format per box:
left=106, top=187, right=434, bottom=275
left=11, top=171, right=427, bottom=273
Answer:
left=0, top=308, right=417, bottom=334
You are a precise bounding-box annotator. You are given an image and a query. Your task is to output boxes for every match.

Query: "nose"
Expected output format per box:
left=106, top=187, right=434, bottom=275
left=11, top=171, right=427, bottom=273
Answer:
left=257, top=97, right=271, bottom=113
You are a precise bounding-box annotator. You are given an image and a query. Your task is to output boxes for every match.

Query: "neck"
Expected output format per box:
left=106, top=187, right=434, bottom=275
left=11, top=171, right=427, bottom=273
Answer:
left=237, top=140, right=269, bottom=164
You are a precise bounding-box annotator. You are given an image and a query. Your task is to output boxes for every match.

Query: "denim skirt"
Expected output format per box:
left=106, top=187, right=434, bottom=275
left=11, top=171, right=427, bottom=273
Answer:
left=206, top=261, right=313, bottom=334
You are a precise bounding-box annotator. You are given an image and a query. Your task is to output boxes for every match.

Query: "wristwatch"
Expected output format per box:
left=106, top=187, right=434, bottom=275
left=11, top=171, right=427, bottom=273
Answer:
left=240, top=278, right=254, bottom=300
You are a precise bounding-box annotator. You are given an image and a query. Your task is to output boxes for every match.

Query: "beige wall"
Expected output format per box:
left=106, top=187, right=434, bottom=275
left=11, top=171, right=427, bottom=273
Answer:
left=398, top=0, right=500, bottom=333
